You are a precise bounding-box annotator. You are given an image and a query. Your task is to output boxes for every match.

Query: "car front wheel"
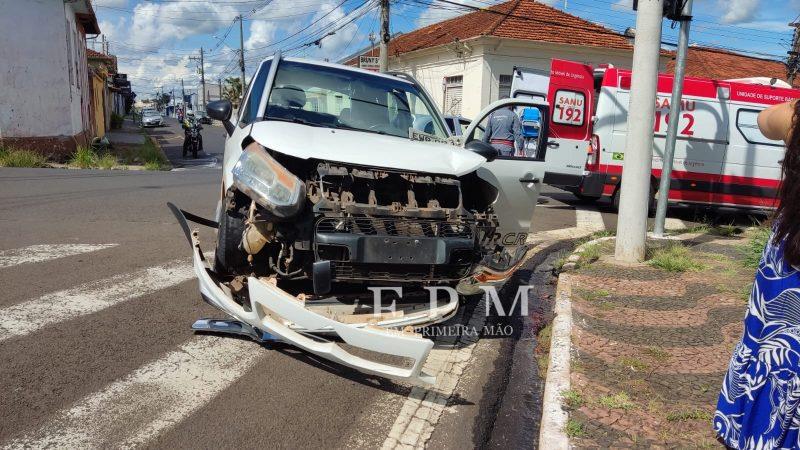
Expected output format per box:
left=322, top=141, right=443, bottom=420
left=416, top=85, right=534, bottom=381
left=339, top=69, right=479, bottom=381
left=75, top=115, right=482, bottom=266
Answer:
left=214, top=193, right=249, bottom=276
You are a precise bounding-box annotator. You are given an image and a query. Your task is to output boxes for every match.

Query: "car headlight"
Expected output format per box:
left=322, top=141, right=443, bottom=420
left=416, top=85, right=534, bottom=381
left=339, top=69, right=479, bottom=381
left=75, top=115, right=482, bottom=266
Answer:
left=232, top=143, right=305, bottom=218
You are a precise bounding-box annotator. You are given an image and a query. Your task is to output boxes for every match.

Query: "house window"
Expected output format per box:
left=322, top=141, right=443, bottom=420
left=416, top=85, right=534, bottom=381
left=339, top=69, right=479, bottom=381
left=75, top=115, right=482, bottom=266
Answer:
left=498, top=74, right=512, bottom=100
left=443, top=75, right=463, bottom=116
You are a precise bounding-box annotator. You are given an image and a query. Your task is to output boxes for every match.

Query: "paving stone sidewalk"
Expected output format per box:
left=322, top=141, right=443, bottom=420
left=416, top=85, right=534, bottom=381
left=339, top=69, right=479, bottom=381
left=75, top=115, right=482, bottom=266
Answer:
left=563, top=233, right=757, bottom=448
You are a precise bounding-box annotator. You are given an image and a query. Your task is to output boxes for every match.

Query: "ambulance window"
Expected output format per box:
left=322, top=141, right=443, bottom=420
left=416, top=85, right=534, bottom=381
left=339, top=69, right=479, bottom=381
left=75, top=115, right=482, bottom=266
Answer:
left=736, top=109, right=783, bottom=147
left=552, top=90, right=585, bottom=126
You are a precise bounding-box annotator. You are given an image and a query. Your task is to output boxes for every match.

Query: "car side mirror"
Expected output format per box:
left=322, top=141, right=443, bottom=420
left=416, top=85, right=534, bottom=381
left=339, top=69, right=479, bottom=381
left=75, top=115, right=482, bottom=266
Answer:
left=207, top=100, right=234, bottom=135
left=466, top=139, right=498, bottom=162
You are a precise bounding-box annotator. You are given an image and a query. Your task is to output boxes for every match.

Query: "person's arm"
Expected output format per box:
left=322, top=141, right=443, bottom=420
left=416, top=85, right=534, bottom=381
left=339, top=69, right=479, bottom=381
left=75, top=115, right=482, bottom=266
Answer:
left=758, top=100, right=797, bottom=142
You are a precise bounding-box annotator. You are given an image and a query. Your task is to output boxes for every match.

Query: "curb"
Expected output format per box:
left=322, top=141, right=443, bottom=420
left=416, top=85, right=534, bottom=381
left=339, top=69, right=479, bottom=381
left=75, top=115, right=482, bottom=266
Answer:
left=538, top=235, right=613, bottom=449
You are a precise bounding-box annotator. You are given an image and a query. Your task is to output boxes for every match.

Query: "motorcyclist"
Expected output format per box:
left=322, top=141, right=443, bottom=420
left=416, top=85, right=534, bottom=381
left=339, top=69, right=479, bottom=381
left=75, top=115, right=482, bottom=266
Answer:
left=482, top=103, right=523, bottom=157
left=182, top=111, right=203, bottom=158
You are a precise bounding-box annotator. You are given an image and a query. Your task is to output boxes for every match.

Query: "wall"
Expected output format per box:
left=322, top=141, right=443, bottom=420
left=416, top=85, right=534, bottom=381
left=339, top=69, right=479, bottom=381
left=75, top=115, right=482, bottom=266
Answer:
left=388, top=37, right=671, bottom=120
left=0, top=0, right=92, bottom=155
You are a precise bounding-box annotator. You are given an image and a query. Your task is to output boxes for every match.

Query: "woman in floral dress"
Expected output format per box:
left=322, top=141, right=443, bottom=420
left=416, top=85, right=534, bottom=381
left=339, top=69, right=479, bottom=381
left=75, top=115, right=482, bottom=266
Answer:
left=716, top=99, right=800, bottom=449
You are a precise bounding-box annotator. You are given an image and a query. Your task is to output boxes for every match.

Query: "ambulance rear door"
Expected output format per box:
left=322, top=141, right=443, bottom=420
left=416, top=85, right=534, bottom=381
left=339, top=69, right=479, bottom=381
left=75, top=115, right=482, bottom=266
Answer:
left=543, top=59, right=596, bottom=188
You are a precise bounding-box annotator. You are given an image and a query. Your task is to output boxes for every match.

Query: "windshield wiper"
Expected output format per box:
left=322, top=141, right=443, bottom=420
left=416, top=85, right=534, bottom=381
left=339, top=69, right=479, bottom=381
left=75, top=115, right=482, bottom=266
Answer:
left=266, top=116, right=322, bottom=127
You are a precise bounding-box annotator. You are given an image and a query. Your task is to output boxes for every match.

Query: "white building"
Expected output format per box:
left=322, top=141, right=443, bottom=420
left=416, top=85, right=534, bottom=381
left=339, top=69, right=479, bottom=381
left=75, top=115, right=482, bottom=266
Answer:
left=344, top=0, right=670, bottom=120
left=0, top=0, right=100, bottom=157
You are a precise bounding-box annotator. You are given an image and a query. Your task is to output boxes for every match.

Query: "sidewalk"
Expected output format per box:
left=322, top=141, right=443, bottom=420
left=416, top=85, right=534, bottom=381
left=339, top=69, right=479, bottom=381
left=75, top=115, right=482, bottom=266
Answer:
left=106, top=119, right=145, bottom=146
left=551, top=229, right=760, bottom=447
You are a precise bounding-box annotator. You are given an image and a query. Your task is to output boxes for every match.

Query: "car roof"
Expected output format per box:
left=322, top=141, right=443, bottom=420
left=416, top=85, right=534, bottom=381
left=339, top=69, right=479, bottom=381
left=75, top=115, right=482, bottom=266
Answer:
left=280, top=56, right=414, bottom=85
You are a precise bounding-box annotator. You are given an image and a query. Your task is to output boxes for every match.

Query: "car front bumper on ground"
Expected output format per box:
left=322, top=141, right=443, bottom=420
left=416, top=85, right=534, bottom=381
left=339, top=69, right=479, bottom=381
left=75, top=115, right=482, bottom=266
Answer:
left=168, top=203, right=440, bottom=385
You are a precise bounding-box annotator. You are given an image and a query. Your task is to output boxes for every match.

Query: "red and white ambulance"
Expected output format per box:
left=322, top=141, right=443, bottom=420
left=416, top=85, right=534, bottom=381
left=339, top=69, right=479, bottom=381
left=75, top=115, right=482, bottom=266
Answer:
left=515, top=59, right=800, bottom=210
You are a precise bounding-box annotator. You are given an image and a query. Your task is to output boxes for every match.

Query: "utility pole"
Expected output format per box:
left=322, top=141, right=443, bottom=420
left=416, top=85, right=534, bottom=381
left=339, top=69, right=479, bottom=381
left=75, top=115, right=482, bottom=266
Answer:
left=171, top=88, right=175, bottom=117
left=614, top=0, right=664, bottom=263
left=181, top=78, right=186, bottom=111
left=101, top=34, right=107, bottom=54
left=218, top=78, right=223, bottom=101
left=788, top=21, right=800, bottom=84
left=653, top=0, right=693, bottom=237
left=379, top=0, right=390, bottom=72
left=190, top=47, right=206, bottom=110
left=238, top=14, right=246, bottom=94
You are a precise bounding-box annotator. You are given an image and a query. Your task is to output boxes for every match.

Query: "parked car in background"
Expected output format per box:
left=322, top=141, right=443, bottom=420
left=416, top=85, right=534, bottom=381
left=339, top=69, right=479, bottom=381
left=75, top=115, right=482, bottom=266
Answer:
left=195, top=110, right=212, bottom=124
left=141, top=110, right=164, bottom=127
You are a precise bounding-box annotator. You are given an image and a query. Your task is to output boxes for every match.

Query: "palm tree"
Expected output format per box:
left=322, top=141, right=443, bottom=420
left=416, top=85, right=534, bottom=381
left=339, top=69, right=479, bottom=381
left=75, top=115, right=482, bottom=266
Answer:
left=223, top=77, right=243, bottom=108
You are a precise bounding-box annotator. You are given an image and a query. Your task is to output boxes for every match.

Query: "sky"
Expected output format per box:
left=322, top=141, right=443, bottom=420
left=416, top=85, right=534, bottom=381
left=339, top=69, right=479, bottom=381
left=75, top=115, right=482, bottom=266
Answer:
left=89, top=0, right=800, bottom=101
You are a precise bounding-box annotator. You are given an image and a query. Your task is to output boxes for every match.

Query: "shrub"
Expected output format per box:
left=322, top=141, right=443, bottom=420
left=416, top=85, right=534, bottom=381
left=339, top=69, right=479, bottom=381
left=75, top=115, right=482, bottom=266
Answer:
left=0, top=148, right=48, bottom=167
left=140, top=137, right=170, bottom=170
left=69, top=146, right=97, bottom=169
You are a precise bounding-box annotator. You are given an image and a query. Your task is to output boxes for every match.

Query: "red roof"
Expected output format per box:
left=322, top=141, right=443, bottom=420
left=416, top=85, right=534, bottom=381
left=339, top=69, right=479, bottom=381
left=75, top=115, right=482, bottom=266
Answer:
left=346, top=0, right=632, bottom=64
left=667, top=46, right=797, bottom=88
left=87, top=48, right=118, bottom=73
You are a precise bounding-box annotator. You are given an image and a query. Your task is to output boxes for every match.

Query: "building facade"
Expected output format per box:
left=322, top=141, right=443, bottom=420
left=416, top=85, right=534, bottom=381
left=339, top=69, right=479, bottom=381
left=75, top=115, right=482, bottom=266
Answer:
left=0, top=0, right=100, bottom=157
left=344, top=0, right=670, bottom=120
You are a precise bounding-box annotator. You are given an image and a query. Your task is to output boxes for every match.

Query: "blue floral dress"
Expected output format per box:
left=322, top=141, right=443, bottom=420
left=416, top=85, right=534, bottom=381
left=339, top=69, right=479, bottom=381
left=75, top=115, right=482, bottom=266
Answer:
left=716, top=230, right=800, bottom=449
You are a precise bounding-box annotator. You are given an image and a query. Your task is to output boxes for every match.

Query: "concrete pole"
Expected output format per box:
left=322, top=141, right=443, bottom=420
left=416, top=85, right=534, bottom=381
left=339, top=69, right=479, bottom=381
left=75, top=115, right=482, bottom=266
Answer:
left=653, top=0, right=693, bottom=237
left=614, top=0, right=664, bottom=263
left=379, top=0, right=390, bottom=72
left=199, top=47, right=206, bottom=111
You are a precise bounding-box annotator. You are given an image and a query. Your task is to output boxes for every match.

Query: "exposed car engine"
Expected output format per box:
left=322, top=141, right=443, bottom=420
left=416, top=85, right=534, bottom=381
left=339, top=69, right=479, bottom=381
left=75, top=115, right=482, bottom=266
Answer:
left=225, top=153, right=499, bottom=293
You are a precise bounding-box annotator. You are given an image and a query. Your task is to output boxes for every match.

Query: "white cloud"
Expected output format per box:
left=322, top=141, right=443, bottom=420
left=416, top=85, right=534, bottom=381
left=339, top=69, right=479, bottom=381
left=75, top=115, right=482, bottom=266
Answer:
left=718, top=0, right=760, bottom=24
left=412, top=0, right=504, bottom=28
left=93, top=0, right=128, bottom=6
left=611, top=0, right=633, bottom=11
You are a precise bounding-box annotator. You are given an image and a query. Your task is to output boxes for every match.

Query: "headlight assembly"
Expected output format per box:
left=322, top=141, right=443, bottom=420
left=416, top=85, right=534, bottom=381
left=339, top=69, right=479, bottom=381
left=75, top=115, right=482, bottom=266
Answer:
left=232, top=143, right=306, bottom=218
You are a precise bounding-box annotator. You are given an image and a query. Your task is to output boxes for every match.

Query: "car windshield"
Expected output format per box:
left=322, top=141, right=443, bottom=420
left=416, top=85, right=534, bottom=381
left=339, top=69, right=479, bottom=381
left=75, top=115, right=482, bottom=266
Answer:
left=264, top=60, right=448, bottom=139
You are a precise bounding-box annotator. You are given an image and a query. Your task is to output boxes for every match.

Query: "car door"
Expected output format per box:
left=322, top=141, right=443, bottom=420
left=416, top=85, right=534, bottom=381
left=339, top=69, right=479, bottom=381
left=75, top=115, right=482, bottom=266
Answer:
left=463, top=98, right=549, bottom=256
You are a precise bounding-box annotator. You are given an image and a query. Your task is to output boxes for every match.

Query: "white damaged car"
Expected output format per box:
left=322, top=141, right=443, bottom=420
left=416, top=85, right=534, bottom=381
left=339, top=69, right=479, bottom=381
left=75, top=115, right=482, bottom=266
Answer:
left=169, top=53, right=548, bottom=385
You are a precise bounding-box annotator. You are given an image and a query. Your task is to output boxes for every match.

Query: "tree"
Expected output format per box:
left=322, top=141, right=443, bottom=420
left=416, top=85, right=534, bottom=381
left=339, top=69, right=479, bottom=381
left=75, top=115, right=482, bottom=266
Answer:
left=160, top=93, right=171, bottom=109
left=223, top=77, right=243, bottom=108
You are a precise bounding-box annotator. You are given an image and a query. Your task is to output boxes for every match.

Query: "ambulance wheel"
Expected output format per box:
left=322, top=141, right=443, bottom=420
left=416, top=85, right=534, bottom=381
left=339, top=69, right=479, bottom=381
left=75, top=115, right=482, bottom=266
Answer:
left=611, top=184, right=656, bottom=214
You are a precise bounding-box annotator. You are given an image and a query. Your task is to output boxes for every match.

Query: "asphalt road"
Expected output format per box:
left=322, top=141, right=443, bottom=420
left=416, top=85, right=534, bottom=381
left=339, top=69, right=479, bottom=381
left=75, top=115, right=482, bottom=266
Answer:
left=0, top=122, right=762, bottom=448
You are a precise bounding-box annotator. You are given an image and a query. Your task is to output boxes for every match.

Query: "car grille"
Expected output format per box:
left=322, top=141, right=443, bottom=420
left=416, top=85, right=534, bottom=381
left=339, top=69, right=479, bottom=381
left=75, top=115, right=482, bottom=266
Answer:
left=331, top=261, right=473, bottom=282
left=315, top=216, right=474, bottom=239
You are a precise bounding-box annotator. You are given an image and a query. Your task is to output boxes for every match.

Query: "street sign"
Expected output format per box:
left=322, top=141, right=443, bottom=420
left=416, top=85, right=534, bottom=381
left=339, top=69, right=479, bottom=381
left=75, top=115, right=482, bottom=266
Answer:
left=359, top=56, right=380, bottom=71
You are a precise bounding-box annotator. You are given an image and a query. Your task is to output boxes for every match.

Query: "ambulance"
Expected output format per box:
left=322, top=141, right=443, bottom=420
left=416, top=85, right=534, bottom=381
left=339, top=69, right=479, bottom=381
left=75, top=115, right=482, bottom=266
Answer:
left=512, top=59, right=800, bottom=210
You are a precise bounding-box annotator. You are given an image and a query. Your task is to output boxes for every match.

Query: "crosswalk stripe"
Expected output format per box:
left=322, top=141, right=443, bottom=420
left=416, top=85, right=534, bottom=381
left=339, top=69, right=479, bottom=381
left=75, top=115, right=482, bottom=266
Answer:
left=0, top=244, right=118, bottom=268
left=0, top=259, right=194, bottom=342
left=3, top=336, right=260, bottom=449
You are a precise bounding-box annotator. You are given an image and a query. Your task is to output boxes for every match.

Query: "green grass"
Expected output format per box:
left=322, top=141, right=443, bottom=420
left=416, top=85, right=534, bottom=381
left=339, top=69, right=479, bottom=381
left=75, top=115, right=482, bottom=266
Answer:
left=598, top=392, right=636, bottom=410
left=561, top=389, right=585, bottom=410
left=552, top=249, right=571, bottom=273
left=69, top=146, right=97, bottom=169
left=536, top=323, right=553, bottom=375
left=576, top=242, right=602, bottom=267
left=0, top=147, right=48, bottom=167
left=741, top=226, right=771, bottom=269
left=666, top=408, right=713, bottom=422
left=97, top=153, right=117, bottom=170
left=644, top=346, right=670, bottom=361
left=581, top=289, right=610, bottom=301
left=647, top=242, right=706, bottom=272
left=618, top=356, right=650, bottom=371
left=565, top=419, right=586, bottom=438
left=140, top=137, right=170, bottom=170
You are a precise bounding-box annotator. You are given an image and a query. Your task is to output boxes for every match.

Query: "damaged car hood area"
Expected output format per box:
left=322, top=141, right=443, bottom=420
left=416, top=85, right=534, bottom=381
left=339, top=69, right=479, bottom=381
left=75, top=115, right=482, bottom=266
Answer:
left=249, top=120, right=486, bottom=176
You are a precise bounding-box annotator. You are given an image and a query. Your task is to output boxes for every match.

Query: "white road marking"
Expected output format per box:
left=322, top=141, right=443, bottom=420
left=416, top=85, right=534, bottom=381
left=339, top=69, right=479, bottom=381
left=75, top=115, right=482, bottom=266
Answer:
left=574, top=205, right=605, bottom=232
left=0, top=244, right=118, bottom=268
left=0, top=259, right=194, bottom=341
left=3, top=336, right=261, bottom=449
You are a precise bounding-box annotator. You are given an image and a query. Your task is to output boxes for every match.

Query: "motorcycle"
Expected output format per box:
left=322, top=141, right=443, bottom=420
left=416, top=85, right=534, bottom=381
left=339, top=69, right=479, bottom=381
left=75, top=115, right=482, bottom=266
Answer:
left=182, top=121, right=203, bottom=159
